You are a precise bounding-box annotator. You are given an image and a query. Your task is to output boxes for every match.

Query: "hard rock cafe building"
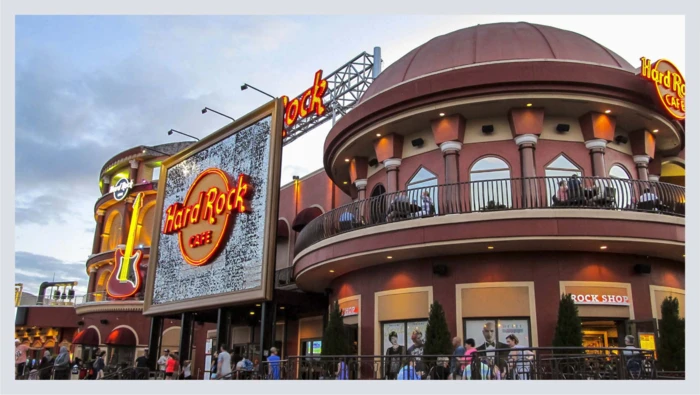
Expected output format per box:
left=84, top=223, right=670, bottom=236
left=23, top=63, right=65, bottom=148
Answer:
left=54, top=22, right=685, bottom=378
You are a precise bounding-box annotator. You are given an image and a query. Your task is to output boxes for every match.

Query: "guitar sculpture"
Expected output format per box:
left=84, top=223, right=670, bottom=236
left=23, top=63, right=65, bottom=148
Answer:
left=106, top=192, right=145, bottom=299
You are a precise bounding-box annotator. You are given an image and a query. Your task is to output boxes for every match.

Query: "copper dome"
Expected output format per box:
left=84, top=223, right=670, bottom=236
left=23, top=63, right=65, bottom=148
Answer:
left=361, top=22, right=635, bottom=103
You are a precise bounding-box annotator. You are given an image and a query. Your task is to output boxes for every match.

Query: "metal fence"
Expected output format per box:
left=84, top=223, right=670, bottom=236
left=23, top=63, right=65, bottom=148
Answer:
left=296, top=177, right=685, bottom=253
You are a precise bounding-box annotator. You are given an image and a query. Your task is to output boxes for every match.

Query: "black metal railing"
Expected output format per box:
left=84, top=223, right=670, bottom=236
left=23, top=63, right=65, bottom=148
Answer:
left=254, top=348, right=657, bottom=380
left=296, top=177, right=685, bottom=253
left=76, top=291, right=145, bottom=305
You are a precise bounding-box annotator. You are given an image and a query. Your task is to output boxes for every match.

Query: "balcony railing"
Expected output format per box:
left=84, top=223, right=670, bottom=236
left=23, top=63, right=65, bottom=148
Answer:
left=296, top=177, right=685, bottom=253
left=76, top=291, right=144, bottom=305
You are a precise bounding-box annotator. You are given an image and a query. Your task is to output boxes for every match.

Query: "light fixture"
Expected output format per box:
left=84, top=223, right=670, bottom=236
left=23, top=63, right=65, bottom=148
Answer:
left=439, top=112, right=445, bottom=117
left=255, top=304, right=261, bottom=307
left=487, top=246, right=494, bottom=250
left=604, top=110, right=611, bottom=114
left=387, top=256, right=393, bottom=259
left=345, top=159, right=350, bottom=162
left=652, top=129, right=659, bottom=133
left=280, top=306, right=285, bottom=310
left=343, top=181, right=348, bottom=185
left=202, top=107, right=235, bottom=122
left=600, top=246, right=608, bottom=250
left=376, top=133, right=381, bottom=137
left=329, top=270, right=335, bottom=273
left=240, top=83, right=276, bottom=100
left=249, top=311, right=255, bottom=315
left=526, top=103, right=532, bottom=107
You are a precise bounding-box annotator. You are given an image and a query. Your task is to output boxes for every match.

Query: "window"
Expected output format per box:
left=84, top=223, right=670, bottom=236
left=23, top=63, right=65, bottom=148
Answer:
left=152, top=167, right=161, bottom=181
left=406, top=167, right=438, bottom=215
left=369, top=184, right=387, bottom=224
left=608, top=165, right=633, bottom=208
left=545, top=155, right=582, bottom=206
left=464, top=318, right=531, bottom=353
left=469, top=157, right=512, bottom=211
left=107, top=346, right=134, bottom=367
left=382, top=320, right=428, bottom=378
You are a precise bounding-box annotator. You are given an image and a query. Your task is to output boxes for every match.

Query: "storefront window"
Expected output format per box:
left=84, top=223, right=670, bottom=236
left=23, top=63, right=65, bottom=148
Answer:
left=381, top=320, right=427, bottom=379
left=464, top=318, right=531, bottom=350
left=469, top=157, right=512, bottom=211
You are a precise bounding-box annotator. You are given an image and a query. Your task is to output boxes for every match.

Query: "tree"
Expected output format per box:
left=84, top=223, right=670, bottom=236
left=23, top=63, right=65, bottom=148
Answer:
left=321, top=301, right=349, bottom=356
left=424, top=300, right=452, bottom=357
left=552, top=293, right=583, bottom=352
left=657, top=296, right=684, bottom=371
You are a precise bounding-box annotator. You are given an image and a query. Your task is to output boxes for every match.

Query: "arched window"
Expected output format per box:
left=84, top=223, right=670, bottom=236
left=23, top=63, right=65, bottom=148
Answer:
left=545, top=155, right=582, bottom=206
left=369, top=184, right=386, bottom=224
left=136, top=203, right=156, bottom=247
left=469, top=157, right=512, bottom=211
left=608, top=164, right=632, bottom=208
left=101, top=211, right=122, bottom=252
left=406, top=167, right=438, bottom=215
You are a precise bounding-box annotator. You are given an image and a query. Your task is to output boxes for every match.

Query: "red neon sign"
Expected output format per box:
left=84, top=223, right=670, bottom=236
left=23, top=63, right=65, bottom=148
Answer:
left=640, top=57, right=685, bottom=120
left=281, top=70, right=328, bottom=130
left=163, top=168, right=251, bottom=266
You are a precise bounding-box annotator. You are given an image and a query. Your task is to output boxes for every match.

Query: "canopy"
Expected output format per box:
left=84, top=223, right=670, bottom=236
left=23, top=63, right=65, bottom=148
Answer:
left=72, top=327, right=99, bottom=346
left=105, top=327, right=136, bottom=346
left=291, top=207, right=323, bottom=232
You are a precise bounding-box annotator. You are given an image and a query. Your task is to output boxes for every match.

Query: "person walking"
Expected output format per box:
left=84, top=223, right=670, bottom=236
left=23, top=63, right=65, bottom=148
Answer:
left=53, top=346, right=71, bottom=380
left=157, top=349, right=169, bottom=378
left=216, top=344, right=231, bottom=379
left=134, top=349, right=149, bottom=379
left=336, top=357, right=348, bottom=380
left=267, top=347, right=281, bottom=380
left=506, top=335, right=534, bottom=380
left=93, top=351, right=106, bottom=380
left=15, top=339, right=29, bottom=379
left=449, top=337, right=465, bottom=380
left=165, top=352, right=178, bottom=380
left=180, top=360, right=192, bottom=380
left=397, top=358, right=421, bottom=380
left=38, top=350, right=53, bottom=380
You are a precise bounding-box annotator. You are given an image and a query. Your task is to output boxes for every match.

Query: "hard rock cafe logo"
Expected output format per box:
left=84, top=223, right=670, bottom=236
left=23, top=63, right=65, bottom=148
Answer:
left=110, top=178, right=133, bottom=201
left=281, top=70, right=328, bottom=133
left=640, top=57, right=685, bottom=120
left=162, top=168, right=251, bottom=266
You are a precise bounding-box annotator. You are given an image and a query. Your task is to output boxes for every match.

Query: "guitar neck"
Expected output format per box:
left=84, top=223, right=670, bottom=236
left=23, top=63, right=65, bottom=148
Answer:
left=119, top=194, right=143, bottom=280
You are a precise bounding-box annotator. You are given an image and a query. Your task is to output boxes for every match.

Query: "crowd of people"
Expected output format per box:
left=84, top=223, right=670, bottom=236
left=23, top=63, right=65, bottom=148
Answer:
left=209, top=344, right=279, bottom=380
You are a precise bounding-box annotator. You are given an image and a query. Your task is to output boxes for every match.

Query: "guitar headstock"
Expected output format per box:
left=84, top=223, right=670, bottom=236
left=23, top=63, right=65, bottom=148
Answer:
left=133, top=192, right=145, bottom=211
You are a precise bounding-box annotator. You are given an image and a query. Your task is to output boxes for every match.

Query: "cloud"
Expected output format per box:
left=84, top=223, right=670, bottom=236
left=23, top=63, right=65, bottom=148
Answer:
left=15, top=252, right=88, bottom=296
left=15, top=194, right=73, bottom=225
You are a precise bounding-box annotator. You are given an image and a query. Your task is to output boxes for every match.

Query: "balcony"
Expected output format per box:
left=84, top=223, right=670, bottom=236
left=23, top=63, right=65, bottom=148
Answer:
left=74, top=291, right=144, bottom=315
left=293, top=177, right=684, bottom=290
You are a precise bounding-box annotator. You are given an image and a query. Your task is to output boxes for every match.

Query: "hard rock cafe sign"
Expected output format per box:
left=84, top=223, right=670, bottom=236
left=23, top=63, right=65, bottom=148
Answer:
left=162, top=168, right=252, bottom=266
left=281, top=70, right=328, bottom=132
left=639, top=57, right=685, bottom=120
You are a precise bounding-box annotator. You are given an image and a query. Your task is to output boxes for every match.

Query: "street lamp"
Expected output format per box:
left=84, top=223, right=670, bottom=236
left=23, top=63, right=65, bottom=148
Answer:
left=167, top=129, right=200, bottom=141
left=202, top=107, right=235, bottom=122
left=240, top=83, right=276, bottom=100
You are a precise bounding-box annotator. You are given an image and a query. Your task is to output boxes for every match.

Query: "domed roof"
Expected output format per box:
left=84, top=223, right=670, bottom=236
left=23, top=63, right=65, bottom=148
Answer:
left=361, top=22, right=635, bottom=102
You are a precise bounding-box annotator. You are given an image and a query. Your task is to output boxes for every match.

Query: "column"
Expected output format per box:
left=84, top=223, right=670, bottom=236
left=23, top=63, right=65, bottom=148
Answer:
left=147, top=317, right=164, bottom=371
left=88, top=267, right=98, bottom=294
left=634, top=155, right=650, bottom=181
left=258, top=301, right=277, bottom=376
left=585, top=139, right=608, bottom=177
left=101, top=175, right=111, bottom=195
left=649, top=174, right=660, bottom=182
left=440, top=141, right=463, bottom=213
left=91, top=210, right=106, bottom=255
left=354, top=179, right=368, bottom=200
left=514, top=134, right=539, bottom=207
left=383, top=158, right=401, bottom=193
left=216, top=308, right=232, bottom=352
left=178, top=313, right=194, bottom=365
left=129, top=159, right=139, bottom=183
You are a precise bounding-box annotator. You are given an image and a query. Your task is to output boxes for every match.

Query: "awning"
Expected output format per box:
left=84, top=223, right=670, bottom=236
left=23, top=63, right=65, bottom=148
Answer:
left=277, top=219, right=289, bottom=238
left=72, top=327, right=99, bottom=346
left=105, top=327, right=136, bottom=346
left=291, top=207, right=323, bottom=232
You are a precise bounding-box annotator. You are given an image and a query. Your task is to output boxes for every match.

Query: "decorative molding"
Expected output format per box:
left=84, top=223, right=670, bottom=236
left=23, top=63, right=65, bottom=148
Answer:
left=354, top=179, right=368, bottom=190
left=439, top=141, right=463, bottom=153
left=648, top=175, right=660, bottom=182
left=584, top=139, right=608, bottom=150
left=633, top=155, right=651, bottom=165
left=75, top=301, right=144, bottom=316
left=514, top=134, right=538, bottom=146
left=383, top=158, right=402, bottom=169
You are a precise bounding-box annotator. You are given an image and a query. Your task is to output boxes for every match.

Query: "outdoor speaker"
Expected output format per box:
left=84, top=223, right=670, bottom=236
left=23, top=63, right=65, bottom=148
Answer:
left=634, top=264, right=651, bottom=274
left=411, top=138, right=424, bottom=147
left=432, top=264, right=448, bottom=276
left=482, top=125, right=494, bottom=134
left=77, top=320, right=85, bottom=326
left=100, top=319, right=109, bottom=325
left=556, top=124, right=570, bottom=132
left=615, top=135, right=629, bottom=144
left=368, top=158, right=379, bottom=167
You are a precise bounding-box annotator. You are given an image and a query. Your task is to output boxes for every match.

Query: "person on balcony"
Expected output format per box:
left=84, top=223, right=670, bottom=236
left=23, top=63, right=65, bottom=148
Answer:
left=553, top=180, right=569, bottom=206
left=339, top=208, right=356, bottom=231
left=396, top=358, right=421, bottom=380
left=387, top=192, right=410, bottom=222
left=420, top=191, right=434, bottom=217
left=567, top=174, right=584, bottom=203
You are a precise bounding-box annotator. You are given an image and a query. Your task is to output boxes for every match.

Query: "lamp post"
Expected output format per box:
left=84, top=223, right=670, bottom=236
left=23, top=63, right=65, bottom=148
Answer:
left=167, top=129, right=200, bottom=141
left=202, top=107, right=235, bottom=122
left=240, top=83, right=276, bottom=100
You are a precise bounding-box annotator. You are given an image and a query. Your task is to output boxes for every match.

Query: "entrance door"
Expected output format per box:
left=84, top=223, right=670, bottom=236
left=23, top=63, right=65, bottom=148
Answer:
left=300, top=339, right=322, bottom=379
left=625, top=319, right=659, bottom=356
left=581, top=319, right=623, bottom=352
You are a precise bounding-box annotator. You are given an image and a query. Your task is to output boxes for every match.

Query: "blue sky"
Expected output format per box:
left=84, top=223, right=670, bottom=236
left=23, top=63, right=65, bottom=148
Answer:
left=14, top=15, right=685, bottom=295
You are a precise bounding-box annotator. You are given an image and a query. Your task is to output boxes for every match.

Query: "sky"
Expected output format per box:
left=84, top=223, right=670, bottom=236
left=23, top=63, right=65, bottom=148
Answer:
left=14, top=15, right=685, bottom=296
